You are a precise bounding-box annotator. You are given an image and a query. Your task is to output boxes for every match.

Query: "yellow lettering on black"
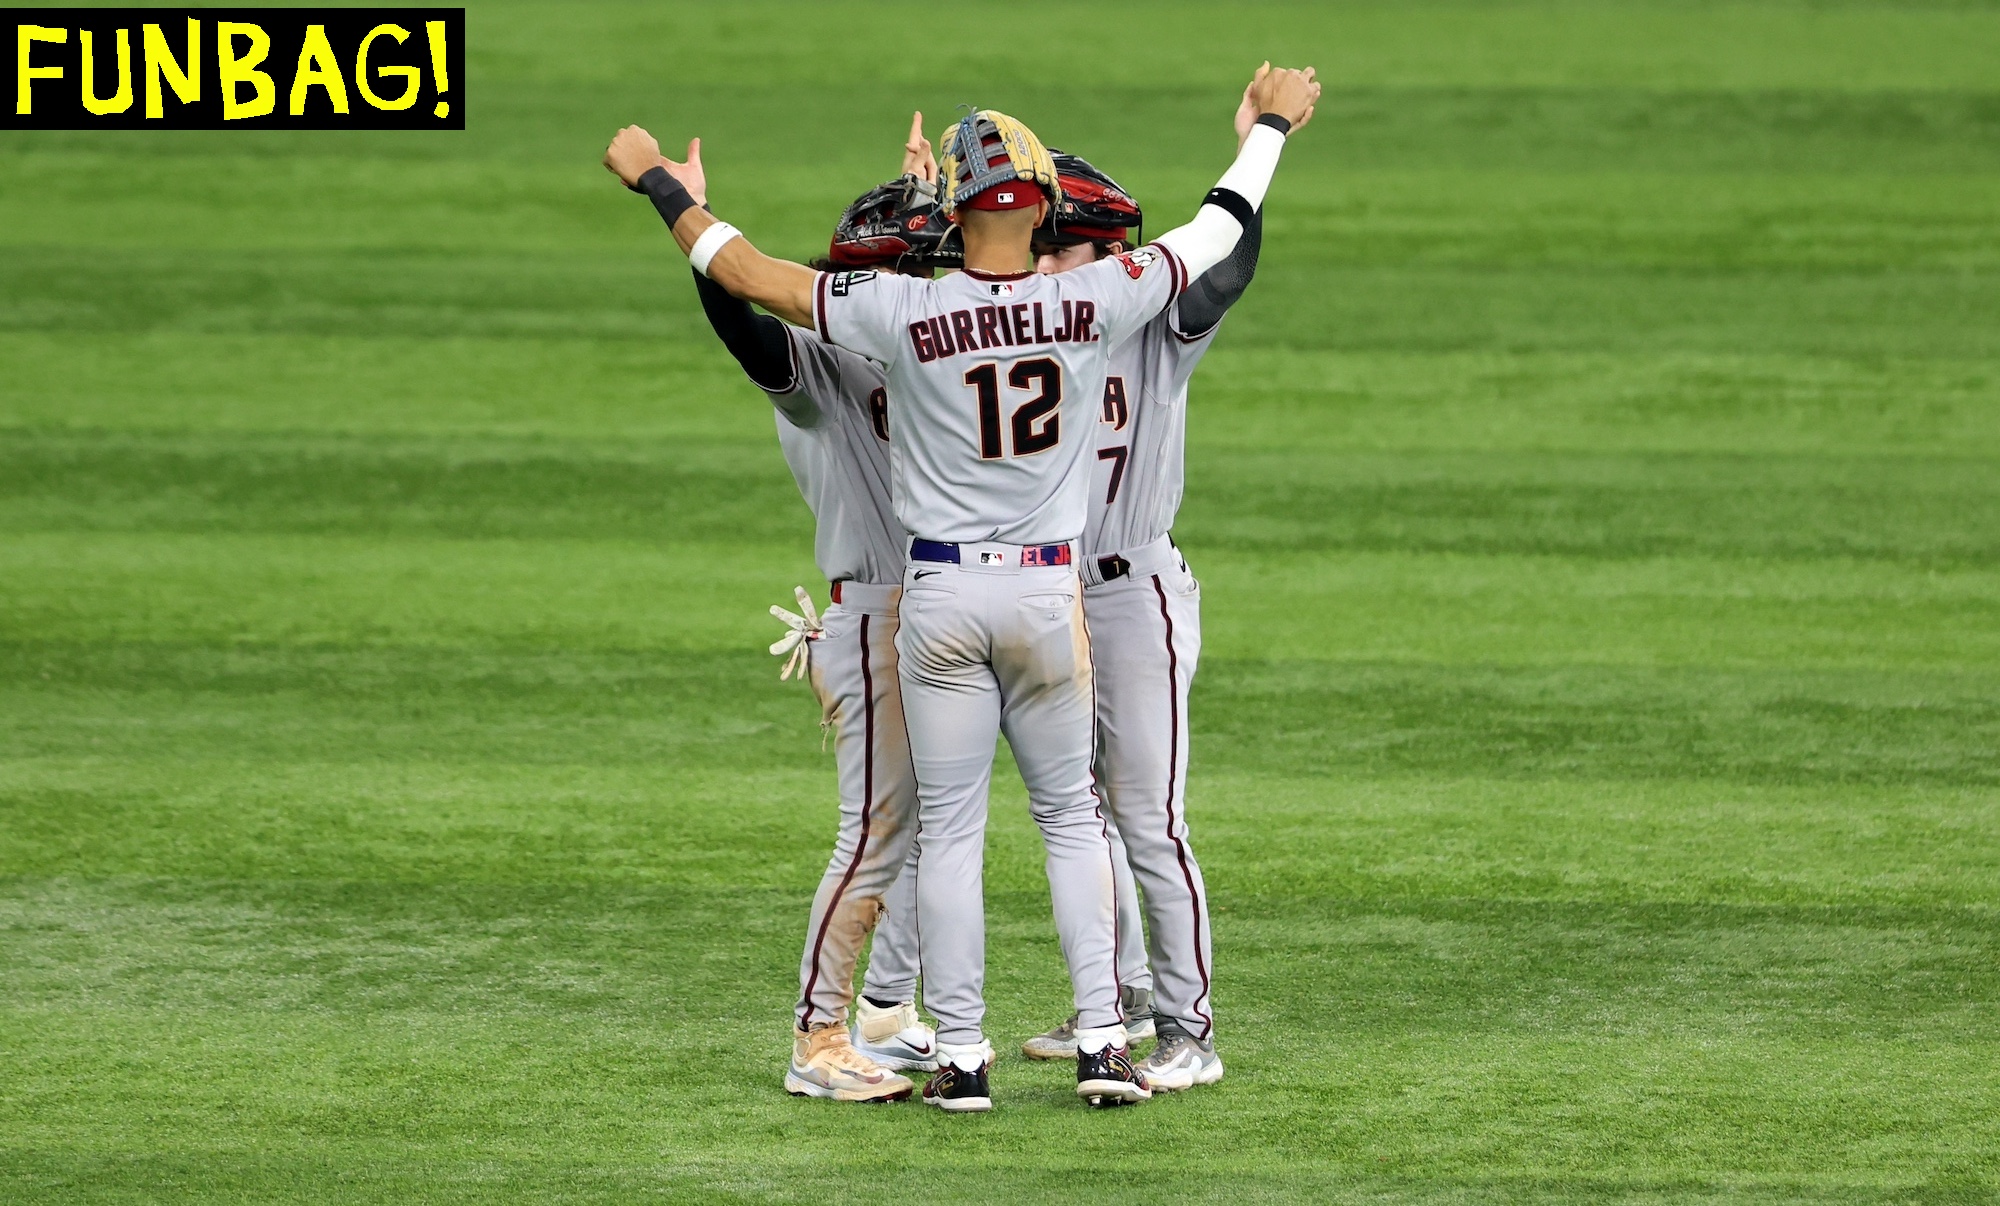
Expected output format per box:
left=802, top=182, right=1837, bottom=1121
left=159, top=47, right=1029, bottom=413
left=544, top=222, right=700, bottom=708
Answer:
left=16, top=25, right=67, bottom=116
left=217, top=21, right=274, bottom=120
left=143, top=20, right=199, bottom=119
left=425, top=20, right=449, bottom=118
left=355, top=24, right=418, bottom=111
left=81, top=28, right=134, bottom=115
left=288, top=24, right=349, bottom=115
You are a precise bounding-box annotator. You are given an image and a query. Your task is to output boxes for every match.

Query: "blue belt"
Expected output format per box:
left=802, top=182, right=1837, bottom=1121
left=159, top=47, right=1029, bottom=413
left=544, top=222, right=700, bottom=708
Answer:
left=911, top=539, right=1072, bottom=568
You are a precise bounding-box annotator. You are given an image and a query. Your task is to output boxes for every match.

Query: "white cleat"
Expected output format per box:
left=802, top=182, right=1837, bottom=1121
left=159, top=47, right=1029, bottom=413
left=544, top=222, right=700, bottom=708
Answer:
left=785, top=1024, right=914, bottom=1103
left=1137, top=1024, right=1224, bottom=1091
left=852, top=999, right=940, bottom=1072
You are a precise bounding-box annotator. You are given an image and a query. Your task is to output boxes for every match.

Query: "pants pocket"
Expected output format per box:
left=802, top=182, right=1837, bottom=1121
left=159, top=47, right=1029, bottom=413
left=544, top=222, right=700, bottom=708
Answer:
left=1010, top=591, right=1086, bottom=688
left=901, top=582, right=958, bottom=608
left=1020, top=591, right=1076, bottom=618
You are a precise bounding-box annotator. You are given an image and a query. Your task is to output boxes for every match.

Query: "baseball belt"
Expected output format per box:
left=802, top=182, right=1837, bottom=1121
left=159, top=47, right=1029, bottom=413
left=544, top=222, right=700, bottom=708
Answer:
left=1083, top=533, right=1182, bottom=588
left=910, top=538, right=1072, bottom=568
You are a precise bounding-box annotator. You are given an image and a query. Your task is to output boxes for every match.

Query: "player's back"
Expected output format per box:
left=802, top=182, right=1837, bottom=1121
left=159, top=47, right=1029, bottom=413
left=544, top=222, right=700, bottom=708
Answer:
left=814, top=247, right=1186, bottom=546
left=768, top=327, right=907, bottom=587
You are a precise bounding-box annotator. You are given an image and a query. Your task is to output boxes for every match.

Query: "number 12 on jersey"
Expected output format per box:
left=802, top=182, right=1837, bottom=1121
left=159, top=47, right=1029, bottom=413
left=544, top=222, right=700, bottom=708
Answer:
left=965, top=359, right=1063, bottom=459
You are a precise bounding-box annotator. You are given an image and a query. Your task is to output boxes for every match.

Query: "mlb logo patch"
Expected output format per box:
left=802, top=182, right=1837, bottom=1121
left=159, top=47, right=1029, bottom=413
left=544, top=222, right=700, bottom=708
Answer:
left=994, top=191, right=1015, bottom=204
left=989, top=282, right=1014, bottom=297
left=979, top=551, right=1005, bottom=565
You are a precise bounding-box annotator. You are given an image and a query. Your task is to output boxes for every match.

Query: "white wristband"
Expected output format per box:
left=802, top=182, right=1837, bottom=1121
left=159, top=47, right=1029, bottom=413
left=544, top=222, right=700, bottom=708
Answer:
left=1155, top=124, right=1288, bottom=281
left=689, top=222, right=743, bottom=276
left=1213, top=123, right=1286, bottom=213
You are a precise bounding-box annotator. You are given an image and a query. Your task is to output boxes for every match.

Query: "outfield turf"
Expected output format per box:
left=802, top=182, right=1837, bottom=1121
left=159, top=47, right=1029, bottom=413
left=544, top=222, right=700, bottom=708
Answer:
left=4, top=1, right=1999, bottom=1201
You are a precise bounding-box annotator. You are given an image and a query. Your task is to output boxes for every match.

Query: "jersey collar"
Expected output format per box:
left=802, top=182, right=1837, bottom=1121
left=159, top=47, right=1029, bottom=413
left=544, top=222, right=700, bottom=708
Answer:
left=961, top=268, right=1036, bottom=282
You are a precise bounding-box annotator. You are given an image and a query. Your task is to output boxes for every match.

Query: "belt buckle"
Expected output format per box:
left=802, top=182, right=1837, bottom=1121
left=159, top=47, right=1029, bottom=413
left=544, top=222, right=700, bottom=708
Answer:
left=1098, top=555, right=1130, bottom=582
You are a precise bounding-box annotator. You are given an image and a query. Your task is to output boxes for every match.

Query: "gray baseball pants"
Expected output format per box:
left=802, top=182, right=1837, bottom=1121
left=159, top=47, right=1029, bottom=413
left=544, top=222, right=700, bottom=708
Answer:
left=795, top=582, right=923, bottom=1029
left=1083, top=536, right=1215, bottom=1039
left=1106, top=819, right=1151, bottom=995
left=897, top=542, right=1123, bottom=1047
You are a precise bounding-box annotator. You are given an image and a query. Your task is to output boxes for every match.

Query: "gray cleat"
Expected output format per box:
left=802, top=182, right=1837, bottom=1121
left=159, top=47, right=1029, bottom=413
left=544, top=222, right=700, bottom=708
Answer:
left=1122, top=985, right=1157, bottom=1043
left=1022, top=986, right=1155, bottom=1060
left=1021, top=1013, right=1078, bottom=1061
left=1137, top=1019, right=1224, bottom=1091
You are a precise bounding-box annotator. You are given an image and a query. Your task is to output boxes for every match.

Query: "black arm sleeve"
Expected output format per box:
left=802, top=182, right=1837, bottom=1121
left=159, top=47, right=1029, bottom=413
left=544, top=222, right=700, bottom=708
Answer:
left=692, top=268, right=796, bottom=394
left=1173, top=206, right=1263, bottom=339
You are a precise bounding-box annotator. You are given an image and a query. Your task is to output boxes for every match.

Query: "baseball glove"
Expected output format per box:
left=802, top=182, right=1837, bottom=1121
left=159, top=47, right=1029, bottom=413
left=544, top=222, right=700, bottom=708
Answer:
left=936, top=108, right=1061, bottom=216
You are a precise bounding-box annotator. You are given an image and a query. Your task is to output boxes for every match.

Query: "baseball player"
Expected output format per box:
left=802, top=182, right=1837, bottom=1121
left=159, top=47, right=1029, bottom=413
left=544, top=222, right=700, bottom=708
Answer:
left=636, top=125, right=955, bottom=1104
left=1011, top=87, right=1276, bottom=1091
left=892, top=89, right=1274, bottom=1085
left=603, top=63, right=1319, bottom=1111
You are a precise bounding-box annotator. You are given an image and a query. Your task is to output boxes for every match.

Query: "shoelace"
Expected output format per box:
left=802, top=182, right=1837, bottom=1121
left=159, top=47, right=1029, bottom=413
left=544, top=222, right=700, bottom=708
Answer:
left=826, top=1045, right=883, bottom=1074
left=767, top=586, right=823, bottom=681
left=811, top=1033, right=883, bottom=1075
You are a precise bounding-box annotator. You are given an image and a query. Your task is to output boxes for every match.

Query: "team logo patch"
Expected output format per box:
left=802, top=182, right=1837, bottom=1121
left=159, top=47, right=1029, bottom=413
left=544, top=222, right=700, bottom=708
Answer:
left=1114, top=248, right=1160, bottom=279
left=979, top=551, right=1005, bottom=565
left=829, top=270, right=877, bottom=297
left=989, top=282, right=1014, bottom=297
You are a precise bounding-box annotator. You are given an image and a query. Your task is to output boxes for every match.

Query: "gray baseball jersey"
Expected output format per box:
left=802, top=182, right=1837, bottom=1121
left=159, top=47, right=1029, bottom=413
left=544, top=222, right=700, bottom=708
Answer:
left=766, top=326, right=908, bottom=586
left=813, top=248, right=1188, bottom=545
left=1084, top=301, right=1221, bottom=557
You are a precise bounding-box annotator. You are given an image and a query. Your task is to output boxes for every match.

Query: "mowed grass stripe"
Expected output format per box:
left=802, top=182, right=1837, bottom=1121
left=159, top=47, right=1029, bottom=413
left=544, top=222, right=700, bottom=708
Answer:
left=4, top=533, right=1993, bottom=669
left=5, top=435, right=1997, bottom=567
left=4, top=761, right=1996, bottom=905
left=3, top=436, right=2000, bottom=568
left=4, top=642, right=1997, bottom=787
left=4, top=882, right=1995, bottom=1048
left=8, top=339, right=1999, bottom=458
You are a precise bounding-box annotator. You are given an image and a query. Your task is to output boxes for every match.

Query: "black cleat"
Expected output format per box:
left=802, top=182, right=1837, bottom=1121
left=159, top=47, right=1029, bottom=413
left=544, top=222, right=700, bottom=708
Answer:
left=1076, top=1044, right=1152, bottom=1108
left=923, top=1061, right=994, bottom=1113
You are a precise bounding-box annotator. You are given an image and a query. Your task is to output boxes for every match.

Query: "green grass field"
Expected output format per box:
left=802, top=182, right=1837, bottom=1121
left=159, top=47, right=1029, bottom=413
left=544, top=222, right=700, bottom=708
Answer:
left=4, top=1, right=1999, bottom=1201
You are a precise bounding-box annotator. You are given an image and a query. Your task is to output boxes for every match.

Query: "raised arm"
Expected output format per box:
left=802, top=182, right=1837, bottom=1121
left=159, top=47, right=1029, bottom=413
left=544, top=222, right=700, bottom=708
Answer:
left=1176, top=208, right=1262, bottom=338
left=1174, top=80, right=1271, bottom=336
left=692, top=269, right=797, bottom=393
left=604, top=126, right=818, bottom=327
left=1153, top=63, right=1317, bottom=282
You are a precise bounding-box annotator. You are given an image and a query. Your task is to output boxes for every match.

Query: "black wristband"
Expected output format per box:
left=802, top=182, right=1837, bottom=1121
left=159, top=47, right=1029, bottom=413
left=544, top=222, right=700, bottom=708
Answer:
left=1202, top=187, right=1257, bottom=228
left=1255, top=112, right=1292, bottom=136
left=637, top=165, right=699, bottom=229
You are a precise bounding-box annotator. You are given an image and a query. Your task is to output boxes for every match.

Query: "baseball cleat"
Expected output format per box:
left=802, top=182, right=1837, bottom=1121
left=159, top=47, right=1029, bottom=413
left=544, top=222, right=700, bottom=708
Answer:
left=851, top=998, right=939, bottom=1072
left=922, top=1040, right=995, bottom=1113
left=1138, top=1020, right=1224, bottom=1091
left=1122, top=985, right=1157, bottom=1044
left=1021, top=1014, right=1078, bottom=1061
left=785, top=1023, right=914, bottom=1104
left=1022, top=986, right=1155, bottom=1059
left=1075, top=1026, right=1151, bottom=1108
